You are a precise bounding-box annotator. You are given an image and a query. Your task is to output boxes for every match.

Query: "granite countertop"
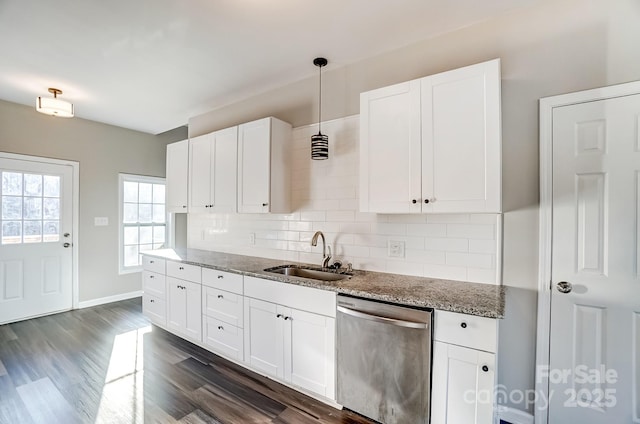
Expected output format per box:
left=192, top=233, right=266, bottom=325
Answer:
left=143, top=248, right=505, bottom=318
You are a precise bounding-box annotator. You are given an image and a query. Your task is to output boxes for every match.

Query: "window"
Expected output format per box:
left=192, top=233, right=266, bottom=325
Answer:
left=1, top=171, right=61, bottom=244
left=119, top=174, right=166, bottom=273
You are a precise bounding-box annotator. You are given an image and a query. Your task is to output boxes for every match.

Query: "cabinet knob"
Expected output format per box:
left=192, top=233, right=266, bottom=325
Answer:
left=149, top=275, right=154, bottom=279
left=150, top=260, right=154, bottom=264
left=217, top=326, right=224, bottom=330
left=276, top=314, right=283, bottom=318
left=284, top=316, right=291, bottom=321
left=179, top=267, right=184, bottom=270
left=262, top=203, right=269, bottom=207
left=150, top=299, right=155, bottom=303
left=482, top=365, right=489, bottom=373
left=460, top=322, right=467, bottom=329
left=217, top=294, right=224, bottom=299
left=205, top=205, right=209, bottom=208
left=424, top=199, right=430, bottom=204
left=412, top=199, right=417, bottom=204
left=182, top=205, right=187, bottom=208
left=217, top=275, right=224, bottom=279
left=210, top=204, right=213, bottom=208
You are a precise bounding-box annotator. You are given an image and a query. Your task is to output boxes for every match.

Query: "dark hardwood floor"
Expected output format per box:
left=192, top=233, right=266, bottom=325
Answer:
left=0, top=298, right=373, bottom=424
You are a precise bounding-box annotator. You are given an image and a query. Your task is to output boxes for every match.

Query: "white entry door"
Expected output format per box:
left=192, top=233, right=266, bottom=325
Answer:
left=549, top=93, right=640, bottom=422
left=0, top=156, right=74, bottom=324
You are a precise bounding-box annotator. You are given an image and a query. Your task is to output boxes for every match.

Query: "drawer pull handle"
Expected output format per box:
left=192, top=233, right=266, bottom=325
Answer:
left=179, top=267, right=184, bottom=270
left=482, top=365, right=489, bottom=373
left=218, top=326, right=224, bottom=330
left=276, top=314, right=283, bottom=318
left=262, top=202, right=268, bottom=207
left=460, top=322, right=467, bottom=329
left=217, top=295, right=224, bottom=299
left=150, top=299, right=155, bottom=303
left=284, top=316, right=291, bottom=321
left=217, top=275, right=224, bottom=279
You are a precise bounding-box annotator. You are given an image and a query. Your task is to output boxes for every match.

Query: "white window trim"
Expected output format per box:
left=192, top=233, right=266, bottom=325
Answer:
left=118, top=173, right=167, bottom=275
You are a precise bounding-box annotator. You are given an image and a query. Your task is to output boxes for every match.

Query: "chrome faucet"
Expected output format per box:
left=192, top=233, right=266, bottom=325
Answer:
left=311, top=231, right=332, bottom=268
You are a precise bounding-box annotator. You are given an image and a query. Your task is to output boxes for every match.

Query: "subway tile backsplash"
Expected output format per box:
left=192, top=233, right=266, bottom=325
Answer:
left=187, top=115, right=501, bottom=284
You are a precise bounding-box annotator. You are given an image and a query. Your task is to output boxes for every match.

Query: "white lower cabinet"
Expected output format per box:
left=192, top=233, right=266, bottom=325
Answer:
left=431, top=342, right=495, bottom=424
left=203, top=316, right=243, bottom=361
left=243, top=276, right=336, bottom=400
left=167, top=277, right=202, bottom=342
left=431, top=310, right=497, bottom=424
left=287, top=307, right=335, bottom=398
left=142, top=295, right=166, bottom=326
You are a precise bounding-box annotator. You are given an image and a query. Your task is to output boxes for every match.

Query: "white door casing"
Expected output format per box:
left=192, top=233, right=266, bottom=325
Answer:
left=0, top=154, right=78, bottom=324
left=537, top=81, right=640, bottom=424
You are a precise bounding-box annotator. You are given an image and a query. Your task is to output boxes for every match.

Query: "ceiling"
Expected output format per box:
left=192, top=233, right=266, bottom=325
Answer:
left=0, top=0, right=538, bottom=134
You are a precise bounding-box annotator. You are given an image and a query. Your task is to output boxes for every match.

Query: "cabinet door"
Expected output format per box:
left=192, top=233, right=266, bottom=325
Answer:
left=360, top=80, right=422, bottom=213
left=166, top=277, right=202, bottom=342
left=243, top=297, right=284, bottom=378
left=142, top=294, right=166, bottom=326
left=183, top=280, right=202, bottom=342
left=166, top=140, right=189, bottom=212
left=431, top=341, right=495, bottom=424
left=285, top=308, right=336, bottom=399
left=210, top=126, right=238, bottom=213
left=421, top=59, right=501, bottom=212
left=237, top=118, right=271, bottom=213
left=188, top=133, right=213, bottom=213
left=167, top=276, right=187, bottom=333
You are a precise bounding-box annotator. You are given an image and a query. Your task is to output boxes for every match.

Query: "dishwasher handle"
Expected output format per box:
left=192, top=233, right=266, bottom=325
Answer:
left=337, top=305, right=429, bottom=329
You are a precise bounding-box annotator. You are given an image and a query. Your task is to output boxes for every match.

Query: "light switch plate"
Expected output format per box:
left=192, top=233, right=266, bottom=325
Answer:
left=388, top=240, right=405, bottom=258
left=94, top=217, right=109, bottom=226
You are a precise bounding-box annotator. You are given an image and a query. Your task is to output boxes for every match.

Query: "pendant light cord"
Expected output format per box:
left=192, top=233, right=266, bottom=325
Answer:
left=318, top=64, right=322, bottom=134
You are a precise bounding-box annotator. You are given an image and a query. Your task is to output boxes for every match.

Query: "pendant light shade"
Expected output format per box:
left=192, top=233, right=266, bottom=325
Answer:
left=36, top=88, right=74, bottom=118
left=311, top=57, right=328, bottom=160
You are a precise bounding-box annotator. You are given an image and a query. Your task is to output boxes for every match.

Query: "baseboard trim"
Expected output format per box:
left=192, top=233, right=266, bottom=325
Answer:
left=78, top=291, right=143, bottom=309
left=496, top=405, right=534, bottom=424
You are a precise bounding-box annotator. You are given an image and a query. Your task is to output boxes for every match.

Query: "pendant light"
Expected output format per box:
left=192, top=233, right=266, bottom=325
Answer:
left=311, top=57, right=328, bottom=160
left=36, top=88, right=74, bottom=118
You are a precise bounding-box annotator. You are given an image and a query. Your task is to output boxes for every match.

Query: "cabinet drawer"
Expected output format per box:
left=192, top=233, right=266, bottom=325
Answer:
left=166, top=261, right=201, bottom=283
left=142, top=294, right=166, bottom=326
left=434, top=310, right=497, bottom=353
left=142, top=271, right=166, bottom=299
left=202, top=268, right=243, bottom=294
left=202, top=286, right=243, bottom=327
left=142, top=256, right=165, bottom=274
left=203, top=316, right=244, bottom=362
left=244, top=276, right=336, bottom=317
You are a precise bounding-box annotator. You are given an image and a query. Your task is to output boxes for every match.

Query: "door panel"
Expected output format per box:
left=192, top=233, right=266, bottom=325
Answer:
left=0, top=158, right=73, bottom=324
left=550, top=94, right=640, bottom=423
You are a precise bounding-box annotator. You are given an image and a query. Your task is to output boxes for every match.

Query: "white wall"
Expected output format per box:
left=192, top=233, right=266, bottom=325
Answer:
left=0, top=99, right=186, bottom=302
left=189, top=116, right=501, bottom=284
left=187, top=0, right=640, bottom=415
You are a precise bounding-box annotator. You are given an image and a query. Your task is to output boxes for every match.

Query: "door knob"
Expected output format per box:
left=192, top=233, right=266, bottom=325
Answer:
left=556, top=281, right=572, bottom=293
left=63, top=242, right=71, bottom=248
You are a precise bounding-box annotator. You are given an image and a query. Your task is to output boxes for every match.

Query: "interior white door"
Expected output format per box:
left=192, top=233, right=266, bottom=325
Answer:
left=550, top=93, right=640, bottom=423
left=0, top=157, right=73, bottom=324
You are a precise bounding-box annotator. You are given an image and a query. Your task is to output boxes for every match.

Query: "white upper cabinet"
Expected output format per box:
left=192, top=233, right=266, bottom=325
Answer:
left=359, top=80, right=422, bottom=214
left=360, top=59, right=502, bottom=213
left=166, top=139, right=189, bottom=213
left=189, top=126, right=238, bottom=213
left=237, top=117, right=292, bottom=213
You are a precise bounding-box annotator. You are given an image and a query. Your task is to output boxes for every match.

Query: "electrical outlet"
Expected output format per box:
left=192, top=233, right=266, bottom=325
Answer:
left=94, top=217, right=108, bottom=226
left=388, top=240, right=405, bottom=258
left=249, top=233, right=256, bottom=245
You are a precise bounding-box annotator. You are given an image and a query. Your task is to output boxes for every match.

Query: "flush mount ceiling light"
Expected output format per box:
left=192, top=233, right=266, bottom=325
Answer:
left=311, top=57, right=328, bottom=160
left=36, top=88, right=74, bottom=118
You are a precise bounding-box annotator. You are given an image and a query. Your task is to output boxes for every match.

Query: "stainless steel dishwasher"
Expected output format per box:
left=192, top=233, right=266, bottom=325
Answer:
left=336, top=294, right=432, bottom=424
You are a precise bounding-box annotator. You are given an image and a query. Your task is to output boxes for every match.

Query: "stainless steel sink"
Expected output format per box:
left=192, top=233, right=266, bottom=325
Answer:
left=264, top=265, right=351, bottom=281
